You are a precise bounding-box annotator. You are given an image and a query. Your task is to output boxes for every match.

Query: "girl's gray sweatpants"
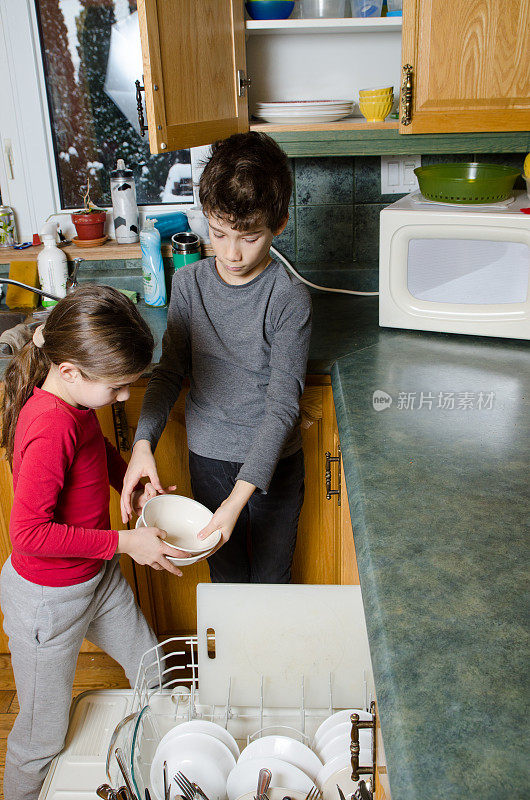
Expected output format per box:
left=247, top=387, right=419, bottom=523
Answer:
left=0, top=555, right=158, bottom=800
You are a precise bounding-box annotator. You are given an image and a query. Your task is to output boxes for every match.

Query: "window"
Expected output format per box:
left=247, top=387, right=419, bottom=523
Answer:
left=35, top=0, right=192, bottom=208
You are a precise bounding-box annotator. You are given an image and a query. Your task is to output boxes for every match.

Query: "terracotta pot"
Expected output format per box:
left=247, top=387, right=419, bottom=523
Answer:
left=71, top=210, right=106, bottom=241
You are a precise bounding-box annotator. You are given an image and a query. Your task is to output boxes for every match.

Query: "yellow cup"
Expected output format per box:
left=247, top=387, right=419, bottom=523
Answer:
left=359, top=85, right=393, bottom=98
left=359, top=97, right=393, bottom=122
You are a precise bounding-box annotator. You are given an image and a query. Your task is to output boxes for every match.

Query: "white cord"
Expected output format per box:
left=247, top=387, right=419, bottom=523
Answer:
left=270, top=245, right=379, bottom=297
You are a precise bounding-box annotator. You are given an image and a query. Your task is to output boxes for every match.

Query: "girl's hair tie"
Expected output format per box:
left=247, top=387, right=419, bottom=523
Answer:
left=32, top=324, right=45, bottom=349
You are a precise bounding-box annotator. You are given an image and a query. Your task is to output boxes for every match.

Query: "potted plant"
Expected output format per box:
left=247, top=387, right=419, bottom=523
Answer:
left=71, top=179, right=107, bottom=241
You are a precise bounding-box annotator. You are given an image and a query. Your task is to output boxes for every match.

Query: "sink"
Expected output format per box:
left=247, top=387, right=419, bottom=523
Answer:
left=0, top=311, right=27, bottom=335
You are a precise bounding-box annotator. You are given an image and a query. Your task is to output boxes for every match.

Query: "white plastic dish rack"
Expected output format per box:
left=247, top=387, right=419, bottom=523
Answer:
left=39, top=584, right=376, bottom=800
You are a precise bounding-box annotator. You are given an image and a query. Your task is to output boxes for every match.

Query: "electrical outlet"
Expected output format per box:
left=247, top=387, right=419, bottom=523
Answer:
left=381, top=155, right=422, bottom=195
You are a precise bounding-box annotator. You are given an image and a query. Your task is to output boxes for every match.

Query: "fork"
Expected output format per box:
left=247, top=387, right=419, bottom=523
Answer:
left=174, top=772, right=206, bottom=800
left=304, top=787, right=322, bottom=800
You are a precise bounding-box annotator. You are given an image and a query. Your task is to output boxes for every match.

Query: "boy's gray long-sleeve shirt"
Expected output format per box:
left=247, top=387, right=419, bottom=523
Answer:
left=134, top=257, right=312, bottom=492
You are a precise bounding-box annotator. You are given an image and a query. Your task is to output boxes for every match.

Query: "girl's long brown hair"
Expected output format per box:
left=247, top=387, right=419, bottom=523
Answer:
left=1, top=284, right=154, bottom=466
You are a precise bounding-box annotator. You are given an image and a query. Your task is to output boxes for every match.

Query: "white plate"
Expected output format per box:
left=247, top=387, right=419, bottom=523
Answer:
left=238, top=735, right=322, bottom=782
left=255, top=99, right=352, bottom=106
left=320, top=764, right=369, bottom=800
left=316, top=753, right=371, bottom=791
left=155, top=719, right=240, bottom=761
left=150, top=732, right=236, bottom=800
left=312, top=709, right=373, bottom=750
left=315, top=723, right=371, bottom=759
left=254, top=112, right=352, bottom=124
left=227, top=756, right=314, bottom=800
left=135, top=517, right=216, bottom=565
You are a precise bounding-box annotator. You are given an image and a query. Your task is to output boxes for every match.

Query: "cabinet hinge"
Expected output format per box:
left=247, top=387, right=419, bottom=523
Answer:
left=237, top=69, right=252, bottom=98
left=325, top=446, right=341, bottom=506
left=401, top=64, right=413, bottom=126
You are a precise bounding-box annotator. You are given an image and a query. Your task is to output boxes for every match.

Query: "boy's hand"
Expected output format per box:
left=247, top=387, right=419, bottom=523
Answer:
left=130, top=482, right=158, bottom=517
left=117, top=527, right=188, bottom=577
left=197, top=479, right=256, bottom=555
left=121, top=440, right=175, bottom=524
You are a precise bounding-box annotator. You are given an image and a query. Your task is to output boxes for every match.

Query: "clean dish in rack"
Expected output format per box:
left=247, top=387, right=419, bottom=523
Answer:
left=314, top=721, right=371, bottom=759
left=154, top=719, right=240, bottom=762
left=237, top=735, right=323, bottom=782
left=312, top=708, right=373, bottom=750
left=226, top=755, right=314, bottom=800
left=316, top=753, right=371, bottom=791
left=150, top=731, right=236, bottom=800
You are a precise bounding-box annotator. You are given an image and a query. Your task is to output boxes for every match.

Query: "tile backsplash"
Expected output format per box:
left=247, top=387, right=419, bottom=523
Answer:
left=272, top=151, right=527, bottom=292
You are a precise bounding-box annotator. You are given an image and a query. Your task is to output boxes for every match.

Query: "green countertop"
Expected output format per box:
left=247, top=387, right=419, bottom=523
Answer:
left=1, top=294, right=528, bottom=799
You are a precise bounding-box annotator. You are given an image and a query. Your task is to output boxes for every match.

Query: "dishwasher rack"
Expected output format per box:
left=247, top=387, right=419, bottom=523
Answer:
left=110, top=635, right=377, bottom=800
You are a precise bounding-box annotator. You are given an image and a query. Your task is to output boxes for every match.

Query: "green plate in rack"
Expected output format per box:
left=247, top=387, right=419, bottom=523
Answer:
left=414, top=162, right=520, bottom=204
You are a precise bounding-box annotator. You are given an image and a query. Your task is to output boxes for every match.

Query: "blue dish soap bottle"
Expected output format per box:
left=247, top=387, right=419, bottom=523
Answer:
left=140, top=217, right=166, bottom=307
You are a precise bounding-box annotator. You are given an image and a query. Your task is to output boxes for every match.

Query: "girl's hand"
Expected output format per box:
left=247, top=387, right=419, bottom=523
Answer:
left=131, top=482, right=159, bottom=517
left=197, top=479, right=256, bottom=556
left=121, top=440, right=175, bottom=524
left=117, top=527, right=188, bottom=577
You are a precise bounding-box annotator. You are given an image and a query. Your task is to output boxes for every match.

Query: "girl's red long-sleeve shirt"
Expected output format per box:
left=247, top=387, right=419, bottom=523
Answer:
left=10, top=387, right=124, bottom=586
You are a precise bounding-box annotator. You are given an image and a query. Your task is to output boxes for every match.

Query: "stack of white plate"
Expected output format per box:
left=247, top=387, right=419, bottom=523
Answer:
left=254, top=100, right=354, bottom=124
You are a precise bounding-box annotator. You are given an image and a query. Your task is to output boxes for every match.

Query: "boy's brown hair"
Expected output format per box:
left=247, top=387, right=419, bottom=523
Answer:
left=198, top=132, right=292, bottom=232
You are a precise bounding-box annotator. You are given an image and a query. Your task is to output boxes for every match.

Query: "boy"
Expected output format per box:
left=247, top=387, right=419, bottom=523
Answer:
left=121, top=132, right=312, bottom=583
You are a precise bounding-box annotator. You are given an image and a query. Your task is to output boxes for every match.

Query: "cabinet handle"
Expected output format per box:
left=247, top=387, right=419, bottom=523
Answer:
left=350, top=701, right=376, bottom=794
left=400, top=64, right=413, bottom=126
left=325, top=447, right=341, bottom=506
left=114, top=401, right=131, bottom=452
left=135, top=79, right=149, bottom=137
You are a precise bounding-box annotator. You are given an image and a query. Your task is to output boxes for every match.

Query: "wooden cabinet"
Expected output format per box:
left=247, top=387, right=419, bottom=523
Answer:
left=136, top=0, right=529, bottom=152
left=400, top=0, right=530, bottom=133
left=113, top=375, right=359, bottom=639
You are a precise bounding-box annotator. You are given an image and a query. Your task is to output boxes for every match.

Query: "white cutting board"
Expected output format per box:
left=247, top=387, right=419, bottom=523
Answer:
left=197, top=584, right=374, bottom=709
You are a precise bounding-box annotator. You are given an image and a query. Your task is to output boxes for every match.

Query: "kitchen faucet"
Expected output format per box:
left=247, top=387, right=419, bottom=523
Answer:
left=0, top=257, right=84, bottom=301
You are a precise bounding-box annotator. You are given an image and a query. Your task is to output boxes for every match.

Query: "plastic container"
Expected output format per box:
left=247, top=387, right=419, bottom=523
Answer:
left=37, top=222, right=68, bottom=307
left=350, top=0, right=383, bottom=17
left=414, top=162, right=521, bottom=204
left=385, top=0, right=402, bottom=14
left=140, top=218, right=166, bottom=307
left=0, top=205, right=17, bottom=248
left=172, top=232, right=201, bottom=270
left=110, top=158, right=139, bottom=244
left=245, top=1, right=295, bottom=19
left=301, top=0, right=346, bottom=17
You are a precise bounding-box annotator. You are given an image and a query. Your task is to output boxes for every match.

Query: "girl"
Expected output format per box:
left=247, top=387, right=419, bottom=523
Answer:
left=0, top=285, right=186, bottom=800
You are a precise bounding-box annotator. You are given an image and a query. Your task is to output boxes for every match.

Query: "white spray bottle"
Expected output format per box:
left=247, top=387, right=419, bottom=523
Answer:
left=37, top=222, right=68, bottom=307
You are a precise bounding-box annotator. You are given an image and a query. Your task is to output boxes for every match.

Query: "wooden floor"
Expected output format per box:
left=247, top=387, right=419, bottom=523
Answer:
left=0, top=651, right=129, bottom=799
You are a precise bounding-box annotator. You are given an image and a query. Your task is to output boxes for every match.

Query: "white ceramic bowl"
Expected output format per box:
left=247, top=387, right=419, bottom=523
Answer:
left=141, top=494, right=221, bottom=553
left=315, top=723, right=371, bottom=760
left=238, top=735, right=322, bottom=782
left=319, top=764, right=369, bottom=800
left=316, top=753, right=371, bottom=791
left=155, top=719, right=240, bottom=761
left=227, top=756, right=314, bottom=800
left=318, top=734, right=372, bottom=765
left=312, top=709, right=372, bottom=750
left=135, top=517, right=215, bottom=566
left=150, top=731, right=236, bottom=800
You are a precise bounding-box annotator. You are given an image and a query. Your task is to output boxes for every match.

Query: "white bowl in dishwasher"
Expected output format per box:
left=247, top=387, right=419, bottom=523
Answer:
left=312, top=708, right=373, bottom=750
left=155, top=718, right=240, bottom=761
left=237, top=735, right=323, bottom=782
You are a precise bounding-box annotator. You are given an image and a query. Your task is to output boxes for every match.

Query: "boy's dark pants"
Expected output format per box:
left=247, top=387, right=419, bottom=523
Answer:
left=189, top=449, right=305, bottom=583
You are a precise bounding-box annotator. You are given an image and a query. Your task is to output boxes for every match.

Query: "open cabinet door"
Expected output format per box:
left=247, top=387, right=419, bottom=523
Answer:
left=400, top=0, right=530, bottom=134
left=137, top=0, right=249, bottom=153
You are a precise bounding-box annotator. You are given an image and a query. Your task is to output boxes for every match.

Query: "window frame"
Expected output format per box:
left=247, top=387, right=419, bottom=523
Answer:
left=0, top=0, right=198, bottom=242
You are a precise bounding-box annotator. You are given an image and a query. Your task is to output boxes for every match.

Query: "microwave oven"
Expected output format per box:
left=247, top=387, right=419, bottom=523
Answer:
left=379, top=190, right=530, bottom=340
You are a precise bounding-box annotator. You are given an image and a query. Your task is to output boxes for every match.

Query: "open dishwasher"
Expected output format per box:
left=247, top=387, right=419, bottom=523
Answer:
left=39, top=584, right=378, bottom=800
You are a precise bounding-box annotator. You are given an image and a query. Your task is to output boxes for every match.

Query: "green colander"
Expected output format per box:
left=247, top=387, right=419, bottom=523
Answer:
left=414, top=162, right=520, bottom=204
